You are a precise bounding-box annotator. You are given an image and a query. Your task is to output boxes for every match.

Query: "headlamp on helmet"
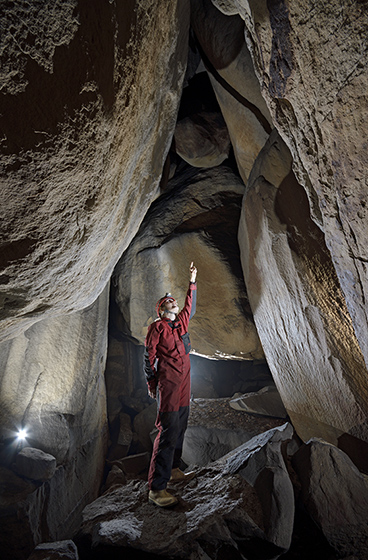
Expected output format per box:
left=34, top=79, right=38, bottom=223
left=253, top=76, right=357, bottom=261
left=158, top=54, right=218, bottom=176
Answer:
left=155, top=293, right=176, bottom=317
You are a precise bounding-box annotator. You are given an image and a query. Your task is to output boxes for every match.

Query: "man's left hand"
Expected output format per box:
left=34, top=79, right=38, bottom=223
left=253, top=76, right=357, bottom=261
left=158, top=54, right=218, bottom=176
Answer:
left=147, top=379, right=157, bottom=399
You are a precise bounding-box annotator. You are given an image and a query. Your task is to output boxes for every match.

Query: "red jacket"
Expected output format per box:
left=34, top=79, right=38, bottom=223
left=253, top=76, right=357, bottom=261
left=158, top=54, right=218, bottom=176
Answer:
left=144, top=283, right=197, bottom=383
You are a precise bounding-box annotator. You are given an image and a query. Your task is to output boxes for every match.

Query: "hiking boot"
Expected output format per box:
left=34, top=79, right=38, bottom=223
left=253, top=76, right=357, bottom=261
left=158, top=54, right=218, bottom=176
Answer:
left=148, top=489, right=178, bottom=508
left=169, top=468, right=196, bottom=483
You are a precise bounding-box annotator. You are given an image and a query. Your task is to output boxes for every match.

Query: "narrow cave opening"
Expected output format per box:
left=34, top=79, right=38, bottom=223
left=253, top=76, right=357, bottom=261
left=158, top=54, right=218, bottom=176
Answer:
left=102, top=50, right=285, bottom=484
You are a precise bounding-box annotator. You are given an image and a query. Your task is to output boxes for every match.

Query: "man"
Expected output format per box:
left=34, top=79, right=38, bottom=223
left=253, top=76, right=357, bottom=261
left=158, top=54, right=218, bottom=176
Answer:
left=144, top=262, right=197, bottom=507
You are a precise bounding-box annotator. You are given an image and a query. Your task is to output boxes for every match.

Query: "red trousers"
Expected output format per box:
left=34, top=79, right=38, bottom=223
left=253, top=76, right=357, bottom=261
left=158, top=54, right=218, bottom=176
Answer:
left=148, top=357, right=191, bottom=490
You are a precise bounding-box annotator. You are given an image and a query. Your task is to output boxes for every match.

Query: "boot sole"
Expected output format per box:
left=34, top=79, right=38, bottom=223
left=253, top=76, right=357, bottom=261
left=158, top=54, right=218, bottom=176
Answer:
left=149, top=497, right=178, bottom=508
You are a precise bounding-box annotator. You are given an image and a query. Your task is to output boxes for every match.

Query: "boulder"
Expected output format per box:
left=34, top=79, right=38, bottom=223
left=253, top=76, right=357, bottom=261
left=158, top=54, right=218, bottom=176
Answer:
left=117, top=413, right=133, bottom=449
left=27, top=540, right=79, bottom=560
left=0, top=0, right=190, bottom=341
left=219, top=422, right=295, bottom=552
left=238, top=129, right=368, bottom=456
left=117, top=452, right=150, bottom=476
left=78, top=425, right=295, bottom=559
left=79, top=476, right=261, bottom=559
left=190, top=0, right=273, bottom=184
left=183, top=397, right=286, bottom=466
left=107, top=412, right=133, bottom=462
left=103, top=465, right=126, bottom=493
left=230, top=386, right=288, bottom=419
left=174, top=110, right=231, bottom=168
left=127, top=433, right=149, bottom=458
left=183, top=425, right=253, bottom=467
left=119, top=395, right=147, bottom=417
left=292, top=438, right=368, bottom=558
left=15, top=447, right=56, bottom=482
left=114, top=164, right=263, bottom=360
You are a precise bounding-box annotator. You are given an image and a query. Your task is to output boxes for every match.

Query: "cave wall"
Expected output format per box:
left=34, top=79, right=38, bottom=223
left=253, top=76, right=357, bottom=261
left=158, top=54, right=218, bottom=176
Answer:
left=0, top=0, right=190, bottom=341
left=189, top=0, right=368, bottom=456
left=191, top=0, right=273, bottom=184
left=212, top=0, right=368, bottom=368
left=0, top=285, right=109, bottom=558
left=0, top=1, right=190, bottom=555
left=239, top=130, right=368, bottom=451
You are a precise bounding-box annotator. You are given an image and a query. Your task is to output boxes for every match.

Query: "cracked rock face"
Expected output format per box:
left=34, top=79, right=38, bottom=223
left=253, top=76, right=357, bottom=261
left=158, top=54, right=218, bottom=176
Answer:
left=0, top=0, right=190, bottom=342
left=238, top=130, right=368, bottom=452
left=190, top=0, right=273, bottom=184
left=174, top=110, right=231, bottom=168
left=2, top=1, right=368, bottom=558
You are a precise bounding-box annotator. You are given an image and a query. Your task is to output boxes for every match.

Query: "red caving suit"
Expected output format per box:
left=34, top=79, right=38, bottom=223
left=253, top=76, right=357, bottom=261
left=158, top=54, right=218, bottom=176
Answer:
left=144, top=282, right=197, bottom=490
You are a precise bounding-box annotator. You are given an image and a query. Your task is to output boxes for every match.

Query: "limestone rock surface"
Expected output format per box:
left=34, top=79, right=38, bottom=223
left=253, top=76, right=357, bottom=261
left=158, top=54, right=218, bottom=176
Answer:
left=114, top=164, right=263, bottom=360
left=104, top=334, right=145, bottom=425
left=106, top=412, right=133, bottom=462
left=103, top=465, right=126, bottom=493
left=0, top=287, right=109, bottom=559
left=220, top=422, right=295, bottom=552
left=0, top=0, right=190, bottom=341
left=238, top=129, right=368, bottom=457
left=292, top=438, right=368, bottom=558
left=174, top=110, right=231, bottom=168
left=0, top=465, right=37, bottom=508
left=212, top=0, right=368, bottom=378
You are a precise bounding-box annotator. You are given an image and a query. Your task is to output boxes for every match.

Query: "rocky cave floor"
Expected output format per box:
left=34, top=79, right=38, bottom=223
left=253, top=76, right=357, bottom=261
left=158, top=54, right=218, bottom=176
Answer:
left=23, top=362, right=368, bottom=560
left=76, top=465, right=338, bottom=560
left=27, top=401, right=367, bottom=560
left=6, top=360, right=368, bottom=560
left=73, top=410, right=353, bottom=560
